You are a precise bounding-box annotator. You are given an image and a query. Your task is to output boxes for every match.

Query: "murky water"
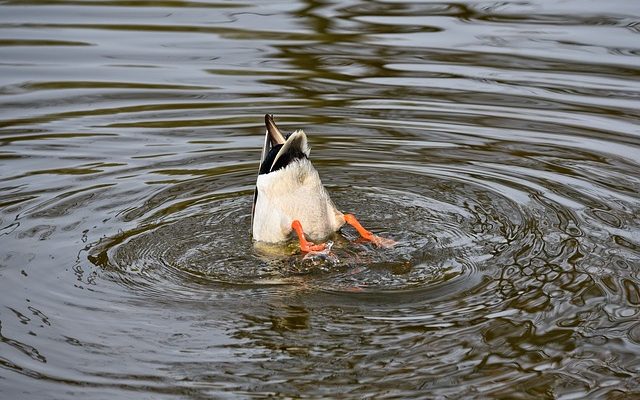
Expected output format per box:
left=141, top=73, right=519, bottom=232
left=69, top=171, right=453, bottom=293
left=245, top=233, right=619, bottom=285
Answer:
left=2, top=0, right=640, bottom=397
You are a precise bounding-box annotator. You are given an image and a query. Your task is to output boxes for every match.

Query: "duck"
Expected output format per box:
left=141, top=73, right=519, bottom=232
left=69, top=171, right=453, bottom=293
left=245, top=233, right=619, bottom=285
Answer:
left=251, top=114, right=393, bottom=252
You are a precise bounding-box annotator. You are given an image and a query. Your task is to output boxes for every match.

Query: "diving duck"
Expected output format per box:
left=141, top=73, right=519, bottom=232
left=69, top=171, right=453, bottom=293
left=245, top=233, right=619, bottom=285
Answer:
left=251, top=114, right=393, bottom=252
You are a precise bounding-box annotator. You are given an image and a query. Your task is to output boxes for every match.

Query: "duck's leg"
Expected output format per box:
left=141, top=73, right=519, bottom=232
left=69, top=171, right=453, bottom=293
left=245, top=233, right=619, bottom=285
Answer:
left=344, top=214, right=395, bottom=247
left=291, top=220, right=327, bottom=252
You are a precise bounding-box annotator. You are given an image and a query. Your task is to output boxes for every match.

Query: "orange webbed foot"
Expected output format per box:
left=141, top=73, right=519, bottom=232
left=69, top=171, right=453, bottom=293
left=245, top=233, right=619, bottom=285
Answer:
left=300, top=241, right=327, bottom=252
left=368, top=235, right=397, bottom=248
left=291, top=220, right=327, bottom=253
left=344, top=214, right=396, bottom=248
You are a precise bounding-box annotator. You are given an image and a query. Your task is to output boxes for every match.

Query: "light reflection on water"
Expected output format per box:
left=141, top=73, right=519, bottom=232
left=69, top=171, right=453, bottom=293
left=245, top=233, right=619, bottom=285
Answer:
left=1, top=0, right=640, bottom=398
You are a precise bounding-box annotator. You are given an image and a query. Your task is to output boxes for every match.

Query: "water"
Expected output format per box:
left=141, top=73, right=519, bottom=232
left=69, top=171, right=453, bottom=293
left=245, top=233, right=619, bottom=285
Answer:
left=1, top=0, right=640, bottom=397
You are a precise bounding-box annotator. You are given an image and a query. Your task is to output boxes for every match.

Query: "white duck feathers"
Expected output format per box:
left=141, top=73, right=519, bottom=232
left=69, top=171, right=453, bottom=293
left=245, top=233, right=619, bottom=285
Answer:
left=251, top=117, right=345, bottom=243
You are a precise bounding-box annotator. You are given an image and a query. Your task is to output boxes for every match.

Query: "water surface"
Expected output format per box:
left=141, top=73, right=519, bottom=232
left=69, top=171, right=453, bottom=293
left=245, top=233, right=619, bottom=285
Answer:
left=1, top=0, right=640, bottom=398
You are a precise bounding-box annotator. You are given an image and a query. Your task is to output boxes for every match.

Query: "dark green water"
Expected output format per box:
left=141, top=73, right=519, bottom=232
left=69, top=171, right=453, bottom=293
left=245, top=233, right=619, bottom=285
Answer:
left=1, top=0, right=640, bottom=398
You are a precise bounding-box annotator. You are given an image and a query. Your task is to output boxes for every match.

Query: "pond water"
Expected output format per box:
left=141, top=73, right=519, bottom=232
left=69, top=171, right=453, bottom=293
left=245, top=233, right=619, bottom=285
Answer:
left=1, top=0, right=640, bottom=398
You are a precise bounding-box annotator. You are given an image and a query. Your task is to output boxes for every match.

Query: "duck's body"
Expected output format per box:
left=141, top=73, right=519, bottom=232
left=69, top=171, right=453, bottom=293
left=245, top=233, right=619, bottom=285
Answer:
left=253, top=157, right=344, bottom=242
left=251, top=114, right=392, bottom=252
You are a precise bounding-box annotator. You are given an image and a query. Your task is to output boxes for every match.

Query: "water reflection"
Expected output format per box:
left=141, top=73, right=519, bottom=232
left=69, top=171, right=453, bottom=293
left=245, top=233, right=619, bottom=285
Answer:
left=1, top=0, right=640, bottom=397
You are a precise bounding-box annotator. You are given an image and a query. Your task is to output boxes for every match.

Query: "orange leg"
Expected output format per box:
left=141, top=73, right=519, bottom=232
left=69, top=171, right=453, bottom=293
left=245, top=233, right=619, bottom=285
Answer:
left=291, top=220, right=326, bottom=252
left=344, top=214, right=396, bottom=248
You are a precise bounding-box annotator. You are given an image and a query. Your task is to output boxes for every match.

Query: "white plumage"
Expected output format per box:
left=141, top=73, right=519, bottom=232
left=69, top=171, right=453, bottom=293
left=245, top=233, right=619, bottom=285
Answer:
left=252, top=129, right=344, bottom=242
left=251, top=114, right=393, bottom=252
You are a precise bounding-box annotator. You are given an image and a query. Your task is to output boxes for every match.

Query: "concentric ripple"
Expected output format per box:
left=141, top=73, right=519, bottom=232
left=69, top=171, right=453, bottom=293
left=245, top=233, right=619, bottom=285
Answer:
left=90, top=164, right=528, bottom=297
